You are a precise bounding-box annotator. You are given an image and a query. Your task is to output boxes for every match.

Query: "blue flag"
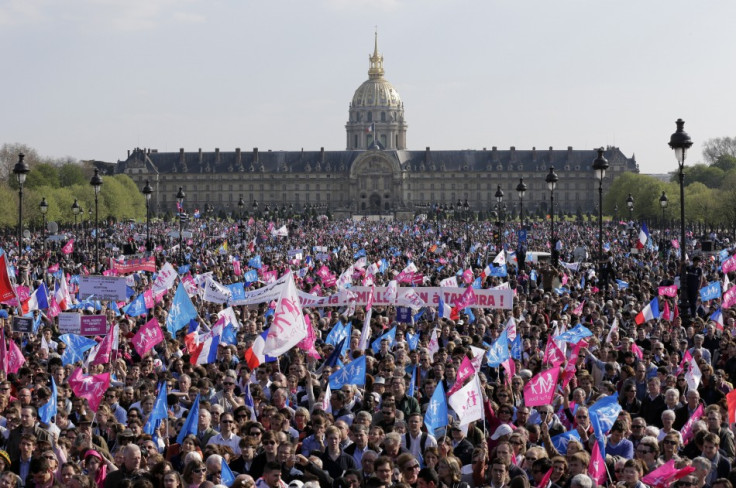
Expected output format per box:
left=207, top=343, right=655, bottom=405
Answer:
left=59, top=334, right=98, bottom=366
left=144, top=382, right=169, bottom=435
left=549, top=429, right=581, bottom=455
left=510, top=333, right=522, bottom=360
left=243, top=269, right=258, bottom=283
left=323, top=337, right=346, bottom=369
left=221, top=460, right=236, bottom=487
left=178, top=264, right=191, bottom=275
left=490, top=264, right=508, bottom=277
left=248, top=255, right=262, bottom=269
left=700, top=281, right=722, bottom=302
left=122, top=293, right=148, bottom=317
left=472, top=277, right=482, bottom=289
left=424, top=382, right=448, bottom=436
left=486, top=330, right=510, bottom=367
left=353, top=249, right=366, bottom=259
left=555, top=324, right=593, bottom=344
left=408, top=365, right=417, bottom=397
left=464, top=307, right=476, bottom=324
left=529, top=269, right=537, bottom=282
left=38, top=377, right=58, bottom=424
left=329, top=356, right=367, bottom=389
left=221, top=324, right=237, bottom=345
left=371, top=326, right=397, bottom=354
left=406, top=332, right=420, bottom=351
left=166, top=283, right=198, bottom=335
left=616, top=279, right=629, bottom=290
left=226, top=283, right=245, bottom=303
left=176, top=394, right=200, bottom=444
left=589, top=392, right=622, bottom=457
left=35, top=283, right=50, bottom=310
left=325, top=321, right=347, bottom=346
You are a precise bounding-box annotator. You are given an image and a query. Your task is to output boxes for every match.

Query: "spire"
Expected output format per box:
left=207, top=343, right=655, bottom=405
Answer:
left=368, top=29, right=384, bottom=80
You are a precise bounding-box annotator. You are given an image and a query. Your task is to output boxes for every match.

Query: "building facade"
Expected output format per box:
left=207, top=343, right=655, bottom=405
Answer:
left=117, top=36, right=638, bottom=220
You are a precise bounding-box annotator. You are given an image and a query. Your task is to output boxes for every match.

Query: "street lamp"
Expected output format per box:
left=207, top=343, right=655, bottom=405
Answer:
left=659, top=191, right=668, bottom=228
left=39, top=197, right=48, bottom=258
left=12, top=153, right=30, bottom=258
left=71, top=199, right=80, bottom=233
left=253, top=199, right=259, bottom=219
left=516, top=178, right=527, bottom=227
left=592, top=148, right=609, bottom=272
left=89, top=168, right=103, bottom=271
left=626, top=193, right=634, bottom=221
left=495, top=185, right=504, bottom=251
left=142, top=180, right=153, bottom=252
left=545, top=167, right=559, bottom=266
left=238, top=195, right=245, bottom=220
left=669, top=118, right=693, bottom=320
left=176, top=187, right=186, bottom=264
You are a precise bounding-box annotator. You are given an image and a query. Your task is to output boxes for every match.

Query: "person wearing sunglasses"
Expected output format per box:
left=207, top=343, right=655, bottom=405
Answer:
left=182, top=460, right=207, bottom=488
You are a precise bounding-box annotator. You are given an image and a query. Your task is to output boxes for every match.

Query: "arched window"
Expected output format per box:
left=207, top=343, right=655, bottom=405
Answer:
left=367, top=112, right=372, bottom=122
left=381, top=112, right=386, bottom=122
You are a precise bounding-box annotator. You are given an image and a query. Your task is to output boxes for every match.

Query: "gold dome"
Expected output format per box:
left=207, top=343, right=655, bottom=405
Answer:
left=351, top=31, right=402, bottom=109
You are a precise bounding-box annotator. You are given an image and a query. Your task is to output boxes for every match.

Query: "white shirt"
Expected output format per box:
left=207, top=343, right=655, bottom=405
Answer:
left=401, top=431, right=437, bottom=459
left=207, top=432, right=242, bottom=455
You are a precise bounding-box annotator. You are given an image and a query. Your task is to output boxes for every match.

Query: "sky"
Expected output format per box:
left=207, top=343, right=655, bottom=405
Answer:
left=1, top=0, right=735, bottom=175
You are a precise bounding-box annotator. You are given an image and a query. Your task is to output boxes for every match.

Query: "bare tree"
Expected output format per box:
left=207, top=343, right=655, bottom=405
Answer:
left=702, top=136, right=736, bottom=165
left=0, top=143, right=43, bottom=180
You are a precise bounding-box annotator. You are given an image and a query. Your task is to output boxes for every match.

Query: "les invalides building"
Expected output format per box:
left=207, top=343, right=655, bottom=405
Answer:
left=117, top=34, right=638, bottom=220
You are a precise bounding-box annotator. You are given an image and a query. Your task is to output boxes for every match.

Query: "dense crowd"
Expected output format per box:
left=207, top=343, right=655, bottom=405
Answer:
left=0, top=214, right=733, bottom=488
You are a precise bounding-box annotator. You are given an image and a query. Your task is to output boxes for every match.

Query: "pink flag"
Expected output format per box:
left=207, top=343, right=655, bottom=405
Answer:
left=537, top=467, right=553, bottom=488
left=671, top=239, right=680, bottom=249
left=681, top=404, right=704, bottom=445
left=561, top=274, right=568, bottom=286
left=69, top=368, right=111, bottom=411
left=0, top=255, right=16, bottom=303
left=454, top=285, right=477, bottom=309
left=263, top=270, right=278, bottom=284
left=501, top=358, right=515, bottom=388
left=677, top=350, right=693, bottom=375
left=723, top=286, right=736, bottom=309
left=297, top=314, right=321, bottom=360
left=561, top=360, right=577, bottom=388
left=62, top=239, right=75, bottom=255
left=233, top=259, right=241, bottom=276
left=143, top=289, right=155, bottom=309
left=631, top=342, right=644, bottom=360
left=47, top=297, right=61, bottom=318
left=0, top=328, right=8, bottom=375
left=642, top=459, right=696, bottom=488
left=132, top=317, right=164, bottom=357
left=723, top=255, right=736, bottom=274
left=448, top=356, right=476, bottom=396
left=658, top=285, right=678, bottom=297
left=462, top=269, right=474, bottom=284
left=543, top=337, right=565, bottom=366
left=588, top=440, right=607, bottom=485
left=572, top=300, right=585, bottom=316
left=90, top=323, right=115, bottom=366
left=7, top=339, right=25, bottom=374
left=662, top=300, right=671, bottom=321
left=48, top=263, right=59, bottom=273
left=523, top=366, right=560, bottom=407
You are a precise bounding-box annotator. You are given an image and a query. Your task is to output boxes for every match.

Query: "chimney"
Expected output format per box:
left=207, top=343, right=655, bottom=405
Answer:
left=532, top=147, right=537, bottom=161
left=235, top=147, right=241, bottom=164
left=567, top=146, right=573, bottom=162
left=179, top=148, right=185, bottom=163
left=198, top=148, right=203, bottom=164
left=425, top=147, right=430, bottom=162
left=253, top=147, right=259, bottom=163
left=320, top=147, right=325, bottom=163
left=127, top=150, right=130, bottom=157
left=215, top=148, right=220, bottom=164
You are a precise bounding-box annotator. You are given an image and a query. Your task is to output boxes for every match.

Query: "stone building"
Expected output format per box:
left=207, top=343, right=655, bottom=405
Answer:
left=117, top=35, right=638, bottom=220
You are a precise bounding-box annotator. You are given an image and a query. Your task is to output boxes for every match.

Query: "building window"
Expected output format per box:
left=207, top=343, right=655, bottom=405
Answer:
left=354, top=135, right=358, bottom=147
left=381, top=112, right=386, bottom=122
left=367, top=112, right=372, bottom=122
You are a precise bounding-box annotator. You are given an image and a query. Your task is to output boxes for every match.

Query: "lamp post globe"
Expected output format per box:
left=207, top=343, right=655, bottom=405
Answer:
left=659, top=190, right=668, bottom=227
left=39, top=197, right=48, bottom=258
left=71, top=199, right=80, bottom=233
left=89, top=168, right=103, bottom=271
left=238, top=196, right=245, bottom=220
left=626, top=193, right=634, bottom=220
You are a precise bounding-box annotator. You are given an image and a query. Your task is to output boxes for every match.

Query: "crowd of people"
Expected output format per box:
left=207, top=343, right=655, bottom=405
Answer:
left=0, top=213, right=733, bottom=488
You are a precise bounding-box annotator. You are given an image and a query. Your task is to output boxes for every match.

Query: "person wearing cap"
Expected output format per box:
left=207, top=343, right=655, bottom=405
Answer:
left=77, top=410, right=111, bottom=458
left=449, top=420, right=474, bottom=466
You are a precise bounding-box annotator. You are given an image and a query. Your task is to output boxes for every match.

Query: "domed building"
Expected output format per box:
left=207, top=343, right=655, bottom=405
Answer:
left=117, top=35, right=638, bottom=221
left=345, top=33, right=407, bottom=151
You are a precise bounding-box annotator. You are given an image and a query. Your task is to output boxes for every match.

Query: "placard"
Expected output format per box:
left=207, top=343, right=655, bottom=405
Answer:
left=79, top=276, right=128, bottom=301
left=12, top=316, right=34, bottom=333
left=58, top=313, right=81, bottom=334
left=81, top=315, right=107, bottom=336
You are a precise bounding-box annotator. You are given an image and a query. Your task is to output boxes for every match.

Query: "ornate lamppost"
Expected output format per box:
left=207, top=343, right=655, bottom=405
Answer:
left=516, top=178, right=527, bottom=227
left=12, top=153, right=30, bottom=258
left=89, top=168, right=103, bottom=271
left=626, top=193, right=634, bottom=221
left=142, top=180, right=153, bottom=252
left=669, top=118, right=693, bottom=320
left=659, top=191, right=668, bottom=229
left=546, top=167, right=559, bottom=266
left=39, top=197, right=48, bottom=257
left=71, top=199, right=80, bottom=234
left=176, top=187, right=186, bottom=264
left=592, top=148, right=609, bottom=272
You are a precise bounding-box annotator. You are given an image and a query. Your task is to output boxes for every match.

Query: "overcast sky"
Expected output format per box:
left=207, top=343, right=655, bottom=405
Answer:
left=2, top=0, right=734, bottom=174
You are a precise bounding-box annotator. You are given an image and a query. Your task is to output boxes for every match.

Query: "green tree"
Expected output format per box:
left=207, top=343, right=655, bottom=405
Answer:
left=684, top=164, right=725, bottom=189
left=25, top=163, right=60, bottom=189
left=58, top=162, right=88, bottom=187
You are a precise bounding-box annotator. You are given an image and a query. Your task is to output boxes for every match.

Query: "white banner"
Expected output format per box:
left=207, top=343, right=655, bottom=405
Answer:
left=78, top=276, right=127, bottom=301
left=58, top=312, right=82, bottom=334
left=448, top=375, right=483, bottom=426
left=264, top=273, right=308, bottom=356
left=202, top=278, right=233, bottom=304
left=152, top=262, right=178, bottom=295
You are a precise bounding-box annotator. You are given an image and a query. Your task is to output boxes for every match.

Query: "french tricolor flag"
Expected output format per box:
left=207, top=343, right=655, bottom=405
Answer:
left=711, top=308, right=725, bottom=331
left=188, top=318, right=225, bottom=365
left=637, top=222, right=650, bottom=249
left=635, top=297, right=659, bottom=325
left=243, top=329, right=277, bottom=370
left=437, top=295, right=453, bottom=319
